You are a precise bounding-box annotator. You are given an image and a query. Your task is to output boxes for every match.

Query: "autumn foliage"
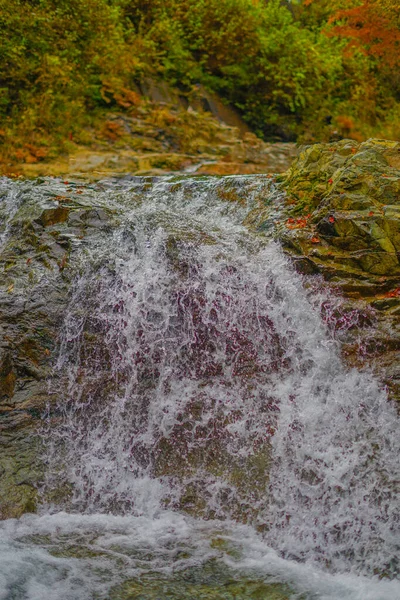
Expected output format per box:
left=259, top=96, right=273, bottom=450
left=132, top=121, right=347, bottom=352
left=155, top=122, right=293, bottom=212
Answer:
left=0, top=0, right=399, bottom=163
left=329, top=0, right=400, bottom=68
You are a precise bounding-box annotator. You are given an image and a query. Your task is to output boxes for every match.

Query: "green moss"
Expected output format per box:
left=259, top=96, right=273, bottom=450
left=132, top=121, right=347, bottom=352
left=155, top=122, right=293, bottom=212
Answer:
left=108, top=560, right=294, bottom=600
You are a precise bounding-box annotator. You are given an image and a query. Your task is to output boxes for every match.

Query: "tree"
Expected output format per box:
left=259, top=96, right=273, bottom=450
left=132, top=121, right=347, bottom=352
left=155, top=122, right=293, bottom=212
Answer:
left=329, top=0, right=400, bottom=68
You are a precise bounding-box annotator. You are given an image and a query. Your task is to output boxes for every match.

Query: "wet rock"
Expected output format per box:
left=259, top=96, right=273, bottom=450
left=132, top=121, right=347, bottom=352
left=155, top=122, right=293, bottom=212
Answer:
left=38, top=206, right=70, bottom=227
left=109, top=566, right=292, bottom=600
left=0, top=180, right=115, bottom=517
left=276, top=138, right=400, bottom=404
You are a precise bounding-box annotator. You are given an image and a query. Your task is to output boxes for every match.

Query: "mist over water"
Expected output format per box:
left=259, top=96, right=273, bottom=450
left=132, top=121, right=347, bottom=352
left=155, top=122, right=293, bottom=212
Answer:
left=1, top=176, right=399, bottom=599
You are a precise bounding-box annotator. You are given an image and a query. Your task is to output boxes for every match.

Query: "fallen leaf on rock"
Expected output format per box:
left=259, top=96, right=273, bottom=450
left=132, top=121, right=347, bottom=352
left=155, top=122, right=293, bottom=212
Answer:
left=285, top=214, right=311, bottom=229
left=384, top=287, right=400, bottom=298
left=58, top=254, right=68, bottom=270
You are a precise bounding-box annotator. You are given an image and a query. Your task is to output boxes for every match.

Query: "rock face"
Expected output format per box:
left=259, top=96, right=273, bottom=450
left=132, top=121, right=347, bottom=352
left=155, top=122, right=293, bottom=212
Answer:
left=0, top=180, right=114, bottom=517
left=274, top=139, right=400, bottom=404
left=1, top=139, right=400, bottom=520
left=0, top=176, right=279, bottom=519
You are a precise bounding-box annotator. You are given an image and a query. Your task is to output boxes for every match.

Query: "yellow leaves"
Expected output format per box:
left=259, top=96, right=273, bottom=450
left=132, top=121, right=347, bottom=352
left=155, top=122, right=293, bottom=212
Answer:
left=7, top=283, right=14, bottom=293
left=151, top=107, right=178, bottom=128
left=113, top=88, right=141, bottom=109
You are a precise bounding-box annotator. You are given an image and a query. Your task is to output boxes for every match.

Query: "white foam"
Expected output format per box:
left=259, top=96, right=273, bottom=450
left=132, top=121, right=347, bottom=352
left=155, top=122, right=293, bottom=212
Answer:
left=1, top=512, right=399, bottom=600
left=1, top=176, right=399, bottom=598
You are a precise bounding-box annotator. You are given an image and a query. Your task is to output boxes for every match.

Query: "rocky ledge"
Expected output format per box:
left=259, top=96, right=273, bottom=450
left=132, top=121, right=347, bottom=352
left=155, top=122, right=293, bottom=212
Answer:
left=273, top=139, right=400, bottom=404
left=1, top=138, right=399, bottom=520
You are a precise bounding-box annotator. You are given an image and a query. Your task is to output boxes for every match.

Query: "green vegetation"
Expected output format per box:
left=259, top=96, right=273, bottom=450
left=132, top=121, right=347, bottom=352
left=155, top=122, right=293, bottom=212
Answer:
left=1, top=0, right=399, bottom=167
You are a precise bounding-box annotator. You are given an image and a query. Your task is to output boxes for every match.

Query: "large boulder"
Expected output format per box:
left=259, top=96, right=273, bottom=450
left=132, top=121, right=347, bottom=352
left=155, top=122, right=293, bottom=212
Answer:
left=273, top=139, right=400, bottom=405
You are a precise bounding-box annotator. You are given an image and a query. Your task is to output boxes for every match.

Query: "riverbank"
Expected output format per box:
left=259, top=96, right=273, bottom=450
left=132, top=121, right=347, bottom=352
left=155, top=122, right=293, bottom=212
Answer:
left=1, top=98, right=297, bottom=180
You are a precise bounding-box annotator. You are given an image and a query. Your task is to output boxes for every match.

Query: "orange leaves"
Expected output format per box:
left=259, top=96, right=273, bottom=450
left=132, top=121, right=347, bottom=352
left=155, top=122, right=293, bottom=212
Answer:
left=285, top=214, right=311, bottom=230
left=311, top=236, right=320, bottom=244
left=334, top=115, right=362, bottom=141
left=329, top=0, right=400, bottom=69
left=102, top=120, right=124, bottom=141
left=114, top=87, right=141, bottom=109
left=384, top=287, right=400, bottom=298
left=14, top=144, right=48, bottom=164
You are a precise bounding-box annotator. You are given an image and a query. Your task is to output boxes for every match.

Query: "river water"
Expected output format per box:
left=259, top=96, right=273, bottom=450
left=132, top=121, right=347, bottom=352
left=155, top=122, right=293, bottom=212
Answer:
left=0, top=176, right=399, bottom=599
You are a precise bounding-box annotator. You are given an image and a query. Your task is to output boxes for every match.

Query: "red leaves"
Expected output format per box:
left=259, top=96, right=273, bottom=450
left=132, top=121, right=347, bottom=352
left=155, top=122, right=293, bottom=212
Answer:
left=384, top=287, right=400, bottom=298
left=328, top=178, right=334, bottom=185
left=329, top=1, right=400, bottom=70
left=368, top=210, right=374, bottom=216
left=285, top=214, right=311, bottom=229
left=328, top=216, right=335, bottom=223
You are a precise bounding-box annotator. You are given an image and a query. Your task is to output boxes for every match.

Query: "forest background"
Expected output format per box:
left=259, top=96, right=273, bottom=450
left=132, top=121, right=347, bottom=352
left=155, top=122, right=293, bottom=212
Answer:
left=1, top=0, right=399, bottom=167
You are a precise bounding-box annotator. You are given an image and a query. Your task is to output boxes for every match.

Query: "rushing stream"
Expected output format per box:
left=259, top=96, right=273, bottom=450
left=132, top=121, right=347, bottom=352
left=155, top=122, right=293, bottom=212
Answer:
left=0, top=176, right=399, bottom=599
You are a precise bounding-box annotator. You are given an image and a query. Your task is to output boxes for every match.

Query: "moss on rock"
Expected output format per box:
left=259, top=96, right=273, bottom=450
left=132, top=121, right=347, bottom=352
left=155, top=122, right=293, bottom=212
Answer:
left=276, top=138, right=400, bottom=405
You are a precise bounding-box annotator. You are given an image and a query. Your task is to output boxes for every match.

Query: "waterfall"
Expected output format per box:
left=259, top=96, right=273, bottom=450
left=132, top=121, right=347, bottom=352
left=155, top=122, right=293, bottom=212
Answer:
left=0, top=177, right=23, bottom=251
left=1, top=176, right=399, bottom=599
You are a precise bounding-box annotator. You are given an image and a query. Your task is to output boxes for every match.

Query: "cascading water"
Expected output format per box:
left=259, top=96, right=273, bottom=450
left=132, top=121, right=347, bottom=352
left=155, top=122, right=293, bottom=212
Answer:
left=0, top=178, right=23, bottom=251
left=0, top=176, right=399, bottom=600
